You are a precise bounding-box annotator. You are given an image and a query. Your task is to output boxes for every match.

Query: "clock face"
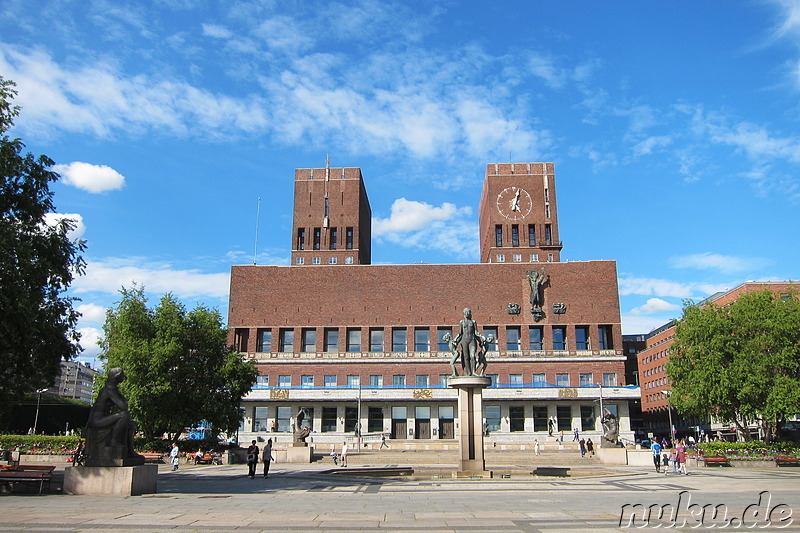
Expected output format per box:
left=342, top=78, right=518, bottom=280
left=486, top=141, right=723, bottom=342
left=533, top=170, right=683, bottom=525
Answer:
left=496, top=186, right=532, bottom=220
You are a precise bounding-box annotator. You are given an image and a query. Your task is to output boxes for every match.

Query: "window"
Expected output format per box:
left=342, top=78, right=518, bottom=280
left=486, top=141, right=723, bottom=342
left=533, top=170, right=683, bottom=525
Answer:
left=528, top=224, right=536, bottom=246
left=545, top=204, right=550, bottom=218
left=345, top=256, right=353, bottom=264
left=415, top=375, right=429, bottom=387
left=487, top=373, right=499, bottom=387
left=279, top=328, right=293, bottom=352
left=603, top=373, right=617, bottom=387
left=321, top=407, right=337, bottom=432
left=256, top=328, right=271, bottom=352
left=345, top=227, right=354, bottom=249
left=511, top=224, right=519, bottom=247
left=330, top=227, right=338, bottom=250
left=278, top=375, right=291, bottom=387
left=238, top=407, right=247, bottom=432
left=414, top=328, right=430, bottom=352
left=579, top=373, right=593, bottom=386
left=506, top=326, right=521, bottom=351
left=439, top=406, right=454, bottom=419
left=530, top=253, right=539, bottom=262
left=495, top=225, right=503, bottom=247
left=392, top=374, right=406, bottom=387
left=277, top=406, right=292, bottom=432
left=301, top=328, right=316, bottom=352
left=496, top=254, right=505, bottom=262
left=369, top=328, right=384, bottom=352
left=532, top=405, right=548, bottom=431
left=513, top=254, right=522, bottom=262
left=556, top=405, right=571, bottom=432
left=556, top=373, right=570, bottom=387
left=509, top=406, right=525, bottom=432
left=301, top=375, right=314, bottom=388
left=548, top=253, right=554, bottom=262
left=234, top=328, right=249, bottom=352
left=312, top=256, right=321, bottom=264
left=344, top=406, right=358, bottom=433
left=483, top=327, right=498, bottom=351
left=576, top=326, right=590, bottom=350
left=324, top=375, right=337, bottom=387
left=437, top=327, right=452, bottom=351
left=545, top=224, right=552, bottom=245
left=580, top=405, right=595, bottom=432
left=313, top=228, right=321, bottom=250
left=296, top=257, right=304, bottom=265
left=529, top=326, right=543, bottom=350
left=256, top=375, right=269, bottom=386
left=485, top=405, right=501, bottom=432
left=368, top=407, right=384, bottom=433
left=369, top=375, right=383, bottom=387
left=324, top=328, right=338, bottom=352
left=509, top=373, right=523, bottom=386
left=532, top=373, right=546, bottom=387
left=347, top=375, right=360, bottom=388
left=438, top=374, right=450, bottom=387
left=253, top=407, right=269, bottom=432
left=598, top=325, right=614, bottom=350
left=552, top=326, right=566, bottom=350
left=297, top=228, right=305, bottom=250
left=328, top=257, right=337, bottom=264
left=392, top=328, right=407, bottom=352
left=346, top=328, right=361, bottom=352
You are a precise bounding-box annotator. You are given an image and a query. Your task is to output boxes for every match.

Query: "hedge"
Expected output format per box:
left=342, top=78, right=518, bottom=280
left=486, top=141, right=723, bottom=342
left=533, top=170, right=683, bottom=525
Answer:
left=696, top=441, right=800, bottom=458
left=0, top=435, right=233, bottom=454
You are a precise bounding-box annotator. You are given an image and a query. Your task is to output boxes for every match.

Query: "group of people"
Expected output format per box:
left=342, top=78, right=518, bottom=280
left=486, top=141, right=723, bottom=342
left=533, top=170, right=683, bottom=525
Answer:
left=246, top=439, right=276, bottom=479
left=650, top=438, right=691, bottom=475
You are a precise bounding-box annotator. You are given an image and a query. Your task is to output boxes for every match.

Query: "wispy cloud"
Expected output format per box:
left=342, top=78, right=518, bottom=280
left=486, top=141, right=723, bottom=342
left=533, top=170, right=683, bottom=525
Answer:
left=669, top=252, right=772, bottom=274
left=43, top=212, right=86, bottom=239
left=629, top=297, right=680, bottom=316
left=54, top=161, right=125, bottom=193
left=618, top=276, right=730, bottom=299
left=76, top=303, right=107, bottom=324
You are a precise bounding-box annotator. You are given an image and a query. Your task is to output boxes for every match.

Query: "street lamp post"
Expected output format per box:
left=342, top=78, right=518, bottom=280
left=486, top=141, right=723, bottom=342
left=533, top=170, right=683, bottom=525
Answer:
left=663, top=390, right=674, bottom=444
left=33, top=388, right=48, bottom=435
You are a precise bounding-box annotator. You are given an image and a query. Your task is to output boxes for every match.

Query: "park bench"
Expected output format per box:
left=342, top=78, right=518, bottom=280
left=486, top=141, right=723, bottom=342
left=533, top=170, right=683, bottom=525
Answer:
left=775, top=455, right=799, bottom=467
left=700, top=455, right=730, bottom=467
left=193, top=453, right=221, bottom=465
left=0, top=465, right=55, bottom=494
left=142, top=452, right=165, bottom=464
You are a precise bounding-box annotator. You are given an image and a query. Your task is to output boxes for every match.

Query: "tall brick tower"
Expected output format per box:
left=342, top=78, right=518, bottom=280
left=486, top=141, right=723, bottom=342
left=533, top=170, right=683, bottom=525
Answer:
left=478, top=162, right=562, bottom=264
left=291, top=163, right=372, bottom=266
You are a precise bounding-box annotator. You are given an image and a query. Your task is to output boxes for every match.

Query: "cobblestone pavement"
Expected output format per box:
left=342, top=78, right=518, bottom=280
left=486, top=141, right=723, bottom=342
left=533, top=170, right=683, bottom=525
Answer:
left=1, top=460, right=799, bottom=532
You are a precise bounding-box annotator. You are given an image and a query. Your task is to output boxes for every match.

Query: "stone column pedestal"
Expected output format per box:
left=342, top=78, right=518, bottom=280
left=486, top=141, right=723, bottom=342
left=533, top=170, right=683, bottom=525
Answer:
left=448, top=376, right=492, bottom=478
left=64, top=464, right=157, bottom=495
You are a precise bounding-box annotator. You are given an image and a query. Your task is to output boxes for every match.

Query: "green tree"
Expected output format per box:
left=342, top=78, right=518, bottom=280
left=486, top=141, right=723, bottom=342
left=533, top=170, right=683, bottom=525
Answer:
left=101, top=286, right=257, bottom=441
left=667, top=290, right=800, bottom=442
left=0, top=77, right=86, bottom=421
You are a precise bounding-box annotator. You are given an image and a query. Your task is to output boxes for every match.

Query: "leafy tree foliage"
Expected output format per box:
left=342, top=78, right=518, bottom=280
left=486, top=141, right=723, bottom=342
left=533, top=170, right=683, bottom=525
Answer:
left=0, top=77, right=86, bottom=420
left=667, top=290, right=800, bottom=442
left=101, top=286, right=257, bottom=441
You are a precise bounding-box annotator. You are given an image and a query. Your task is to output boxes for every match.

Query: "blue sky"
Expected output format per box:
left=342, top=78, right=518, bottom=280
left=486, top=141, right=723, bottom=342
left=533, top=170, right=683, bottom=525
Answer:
left=2, top=0, right=800, bottom=364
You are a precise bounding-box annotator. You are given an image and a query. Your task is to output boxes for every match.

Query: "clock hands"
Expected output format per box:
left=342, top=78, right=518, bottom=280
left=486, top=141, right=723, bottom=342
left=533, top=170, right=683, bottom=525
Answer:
left=510, top=189, right=521, bottom=211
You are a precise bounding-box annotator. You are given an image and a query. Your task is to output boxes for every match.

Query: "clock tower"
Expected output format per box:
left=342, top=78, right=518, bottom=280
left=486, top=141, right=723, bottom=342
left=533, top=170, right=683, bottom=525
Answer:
left=478, top=162, right=562, bottom=264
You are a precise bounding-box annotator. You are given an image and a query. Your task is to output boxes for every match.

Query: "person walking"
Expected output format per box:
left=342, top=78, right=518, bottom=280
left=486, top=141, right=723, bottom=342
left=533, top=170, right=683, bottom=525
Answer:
left=586, top=438, right=594, bottom=456
left=340, top=441, right=348, bottom=467
left=380, top=434, right=390, bottom=449
left=579, top=438, right=587, bottom=457
left=170, top=442, right=180, bottom=471
left=534, top=439, right=541, bottom=456
left=246, top=440, right=259, bottom=479
left=676, top=439, right=688, bottom=475
left=261, top=438, right=275, bottom=478
left=573, top=428, right=579, bottom=441
left=650, top=440, right=663, bottom=473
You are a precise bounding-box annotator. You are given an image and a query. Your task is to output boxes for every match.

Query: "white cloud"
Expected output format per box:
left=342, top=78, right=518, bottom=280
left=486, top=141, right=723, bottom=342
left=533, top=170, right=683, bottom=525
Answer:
left=618, top=277, right=697, bottom=298
left=621, top=314, right=674, bottom=336
left=72, top=257, right=230, bottom=299
left=76, top=303, right=107, bottom=324
left=202, top=23, right=233, bottom=39
left=76, top=327, right=103, bottom=359
left=669, top=252, right=772, bottom=274
left=373, top=198, right=471, bottom=235
left=43, top=212, right=86, bottom=239
left=631, top=135, right=672, bottom=156
left=53, top=161, right=125, bottom=193
left=629, top=298, right=680, bottom=316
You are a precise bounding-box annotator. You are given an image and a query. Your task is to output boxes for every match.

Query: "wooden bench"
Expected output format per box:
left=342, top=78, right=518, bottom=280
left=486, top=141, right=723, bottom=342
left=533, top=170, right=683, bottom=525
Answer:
left=142, top=452, right=165, bottom=464
left=193, top=453, right=215, bottom=465
left=0, top=465, right=55, bottom=494
left=775, top=455, right=799, bottom=467
left=700, top=455, right=730, bottom=467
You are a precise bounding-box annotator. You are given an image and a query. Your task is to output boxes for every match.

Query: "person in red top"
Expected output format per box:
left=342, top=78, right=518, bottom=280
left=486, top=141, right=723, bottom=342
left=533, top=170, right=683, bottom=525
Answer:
left=676, top=440, right=688, bottom=475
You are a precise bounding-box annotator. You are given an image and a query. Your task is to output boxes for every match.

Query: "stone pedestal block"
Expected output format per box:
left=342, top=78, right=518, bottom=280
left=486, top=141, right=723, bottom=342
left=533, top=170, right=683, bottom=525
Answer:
left=286, top=446, right=313, bottom=463
left=448, top=376, right=493, bottom=478
left=64, top=465, right=157, bottom=496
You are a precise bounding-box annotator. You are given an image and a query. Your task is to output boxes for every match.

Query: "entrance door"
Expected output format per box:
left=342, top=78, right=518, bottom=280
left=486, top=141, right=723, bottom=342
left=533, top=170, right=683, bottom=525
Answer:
left=415, top=419, right=431, bottom=439
left=391, top=419, right=407, bottom=439
left=439, top=419, right=454, bottom=439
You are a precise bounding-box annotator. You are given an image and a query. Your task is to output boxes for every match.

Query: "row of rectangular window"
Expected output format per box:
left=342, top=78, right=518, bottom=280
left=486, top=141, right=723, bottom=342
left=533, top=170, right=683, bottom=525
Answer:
left=248, top=325, right=615, bottom=353
left=495, top=253, right=554, bottom=262
left=495, top=224, right=553, bottom=248
left=297, top=227, right=354, bottom=251
left=295, top=256, right=354, bottom=265
left=255, top=372, right=618, bottom=388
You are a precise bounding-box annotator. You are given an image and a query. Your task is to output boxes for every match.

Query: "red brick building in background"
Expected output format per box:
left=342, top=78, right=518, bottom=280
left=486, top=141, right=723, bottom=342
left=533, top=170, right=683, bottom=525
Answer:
left=228, top=162, right=639, bottom=446
left=638, top=281, right=799, bottom=440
